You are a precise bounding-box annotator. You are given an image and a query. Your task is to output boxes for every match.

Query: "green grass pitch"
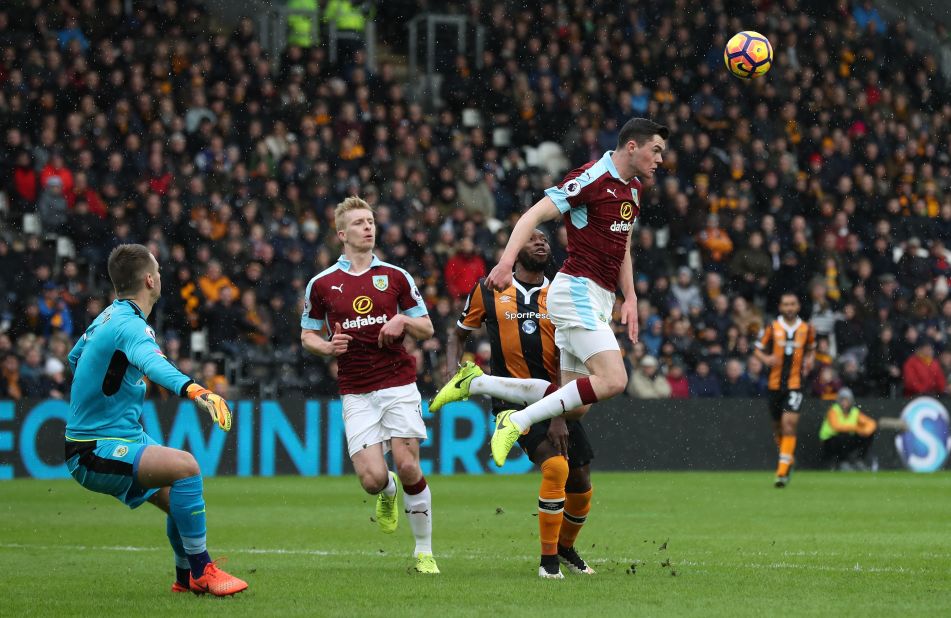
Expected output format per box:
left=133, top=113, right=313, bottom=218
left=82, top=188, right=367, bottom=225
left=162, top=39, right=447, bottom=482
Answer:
left=2, top=471, right=949, bottom=616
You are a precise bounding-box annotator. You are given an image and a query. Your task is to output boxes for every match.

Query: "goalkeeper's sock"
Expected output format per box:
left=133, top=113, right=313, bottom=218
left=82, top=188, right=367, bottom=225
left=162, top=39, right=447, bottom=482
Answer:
left=470, top=375, right=557, bottom=406
left=176, top=567, right=192, bottom=587
left=538, top=456, right=568, bottom=556
left=403, top=477, right=432, bottom=555
left=170, top=474, right=211, bottom=578
left=776, top=436, right=796, bottom=477
left=166, top=515, right=191, bottom=585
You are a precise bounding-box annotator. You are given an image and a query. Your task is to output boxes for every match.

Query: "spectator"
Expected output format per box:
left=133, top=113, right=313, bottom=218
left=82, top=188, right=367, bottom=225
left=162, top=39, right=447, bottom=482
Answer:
left=36, top=176, right=68, bottom=235
left=729, top=230, right=772, bottom=299
left=201, top=360, right=230, bottom=399
left=867, top=325, right=902, bottom=397
left=853, top=1, right=886, bottom=34
left=456, top=163, right=496, bottom=220
left=720, top=359, right=753, bottom=397
left=812, top=365, right=843, bottom=401
left=627, top=356, right=671, bottom=399
left=443, top=238, right=486, bottom=300
left=39, top=152, right=74, bottom=197
left=688, top=360, right=721, bottom=398
left=36, top=284, right=73, bottom=338
left=203, top=285, right=244, bottom=355
left=670, top=267, right=703, bottom=312
left=666, top=362, right=690, bottom=399
left=198, top=260, right=240, bottom=304
left=697, top=214, right=734, bottom=272
left=0, top=354, right=22, bottom=401
left=839, top=356, right=870, bottom=398
left=19, top=346, right=53, bottom=398
left=745, top=355, right=768, bottom=397
left=903, top=342, right=947, bottom=397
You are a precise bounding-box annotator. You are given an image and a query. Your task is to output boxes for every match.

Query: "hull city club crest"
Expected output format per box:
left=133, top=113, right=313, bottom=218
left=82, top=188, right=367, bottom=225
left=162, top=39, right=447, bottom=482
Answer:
left=373, top=275, right=389, bottom=291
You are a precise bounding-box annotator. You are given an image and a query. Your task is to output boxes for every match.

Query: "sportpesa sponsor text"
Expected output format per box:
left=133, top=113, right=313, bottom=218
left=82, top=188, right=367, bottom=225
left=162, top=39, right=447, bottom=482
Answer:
left=504, top=310, right=549, bottom=321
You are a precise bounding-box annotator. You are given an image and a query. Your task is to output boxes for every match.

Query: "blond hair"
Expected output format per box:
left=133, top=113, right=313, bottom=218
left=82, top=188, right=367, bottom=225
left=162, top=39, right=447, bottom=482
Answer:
left=334, top=197, right=374, bottom=231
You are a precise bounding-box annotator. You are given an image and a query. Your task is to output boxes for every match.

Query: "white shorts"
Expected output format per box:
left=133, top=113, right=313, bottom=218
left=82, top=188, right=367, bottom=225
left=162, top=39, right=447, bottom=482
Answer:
left=547, top=272, right=620, bottom=375
left=341, top=383, right=427, bottom=457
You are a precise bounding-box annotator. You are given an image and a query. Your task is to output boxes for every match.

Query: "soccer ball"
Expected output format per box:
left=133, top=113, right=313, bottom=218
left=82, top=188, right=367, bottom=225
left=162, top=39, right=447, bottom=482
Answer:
left=724, top=31, right=773, bottom=80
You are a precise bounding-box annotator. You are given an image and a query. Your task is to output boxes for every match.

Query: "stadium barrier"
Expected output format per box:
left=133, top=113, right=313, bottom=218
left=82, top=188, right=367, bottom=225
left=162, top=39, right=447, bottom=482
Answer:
left=0, top=397, right=943, bottom=479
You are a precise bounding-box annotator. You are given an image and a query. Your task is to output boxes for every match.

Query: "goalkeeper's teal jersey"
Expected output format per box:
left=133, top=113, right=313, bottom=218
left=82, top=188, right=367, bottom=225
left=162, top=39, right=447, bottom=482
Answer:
left=66, top=299, right=192, bottom=441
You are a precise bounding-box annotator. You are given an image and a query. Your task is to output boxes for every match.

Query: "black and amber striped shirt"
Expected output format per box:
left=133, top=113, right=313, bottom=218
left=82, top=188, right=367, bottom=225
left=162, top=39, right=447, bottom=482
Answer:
left=756, top=317, right=816, bottom=391
left=458, top=278, right=559, bottom=385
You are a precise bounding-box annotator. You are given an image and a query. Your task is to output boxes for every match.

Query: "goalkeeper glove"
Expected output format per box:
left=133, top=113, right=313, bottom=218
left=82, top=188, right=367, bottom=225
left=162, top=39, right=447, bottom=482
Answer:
left=186, top=383, right=232, bottom=431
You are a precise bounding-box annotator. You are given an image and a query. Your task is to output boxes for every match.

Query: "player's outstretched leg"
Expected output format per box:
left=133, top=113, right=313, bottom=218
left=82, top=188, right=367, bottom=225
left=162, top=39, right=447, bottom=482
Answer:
left=430, top=361, right=483, bottom=411
left=431, top=361, right=558, bottom=413
left=491, top=410, right=529, bottom=467
left=139, top=446, right=248, bottom=596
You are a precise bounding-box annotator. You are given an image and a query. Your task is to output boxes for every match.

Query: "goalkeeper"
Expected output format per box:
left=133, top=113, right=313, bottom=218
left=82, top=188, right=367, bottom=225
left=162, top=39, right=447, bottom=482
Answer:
left=64, top=244, right=247, bottom=597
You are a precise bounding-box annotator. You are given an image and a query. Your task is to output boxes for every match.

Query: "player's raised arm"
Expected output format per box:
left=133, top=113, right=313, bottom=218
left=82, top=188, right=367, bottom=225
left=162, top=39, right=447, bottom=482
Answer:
left=123, top=324, right=231, bottom=431
left=485, top=197, right=560, bottom=291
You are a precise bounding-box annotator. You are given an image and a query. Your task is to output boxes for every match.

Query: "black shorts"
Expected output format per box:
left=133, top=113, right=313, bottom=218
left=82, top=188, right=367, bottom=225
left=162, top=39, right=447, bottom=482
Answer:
left=517, top=418, right=594, bottom=469
left=768, top=389, right=804, bottom=421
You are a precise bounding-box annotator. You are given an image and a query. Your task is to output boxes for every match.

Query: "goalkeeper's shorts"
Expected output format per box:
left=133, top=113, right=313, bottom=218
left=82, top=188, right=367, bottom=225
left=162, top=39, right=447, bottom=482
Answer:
left=65, top=433, right=160, bottom=508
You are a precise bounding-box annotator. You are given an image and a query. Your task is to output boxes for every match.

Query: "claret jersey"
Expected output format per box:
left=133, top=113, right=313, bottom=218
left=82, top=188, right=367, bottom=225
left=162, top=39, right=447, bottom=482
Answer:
left=302, top=254, right=428, bottom=395
left=544, top=150, right=643, bottom=291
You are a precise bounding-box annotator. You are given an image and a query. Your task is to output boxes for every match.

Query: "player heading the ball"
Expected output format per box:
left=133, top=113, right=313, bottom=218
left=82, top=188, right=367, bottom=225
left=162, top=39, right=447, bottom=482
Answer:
left=432, top=118, right=668, bottom=467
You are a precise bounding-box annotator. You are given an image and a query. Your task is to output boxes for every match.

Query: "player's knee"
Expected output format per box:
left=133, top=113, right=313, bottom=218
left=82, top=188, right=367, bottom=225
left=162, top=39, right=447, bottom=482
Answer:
left=395, top=458, right=421, bottom=485
left=359, top=469, right=388, bottom=494
left=564, top=404, right=591, bottom=421
left=565, top=469, right=591, bottom=493
left=176, top=451, right=200, bottom=478
left=602, top=372, right=627, bottom=398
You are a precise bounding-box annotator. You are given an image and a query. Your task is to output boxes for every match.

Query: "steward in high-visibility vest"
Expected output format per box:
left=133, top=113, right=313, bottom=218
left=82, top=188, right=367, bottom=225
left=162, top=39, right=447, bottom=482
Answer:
left=323, top=0, right=367, bottom=33
left=819, top=388, right=877, bottom=470
left=287, top=0, right=318, bottom=47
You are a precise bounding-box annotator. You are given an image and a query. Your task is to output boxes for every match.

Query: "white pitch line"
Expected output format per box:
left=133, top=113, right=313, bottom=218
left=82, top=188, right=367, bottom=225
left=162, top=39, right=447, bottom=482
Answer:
left=0, top=543, right=934, bottom=575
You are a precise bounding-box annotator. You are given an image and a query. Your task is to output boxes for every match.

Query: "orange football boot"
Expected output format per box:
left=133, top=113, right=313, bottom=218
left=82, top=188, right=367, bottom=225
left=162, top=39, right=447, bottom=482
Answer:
left=171, top=581, right=190, bottom=593
left=189, top=561, right=248, bottom=596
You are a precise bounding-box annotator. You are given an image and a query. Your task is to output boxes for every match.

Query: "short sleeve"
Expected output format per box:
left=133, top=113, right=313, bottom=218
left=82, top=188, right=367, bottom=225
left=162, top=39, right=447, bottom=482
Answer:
left=457, top=282, right=487, bottom=331
left=301, top=278, right=326, bottom=331
left=806, top=324, right=817, bottom=349
left=544, top=168, right=599, bottom=214
left=396, top=268, right=428, bottom=317
left=755, top=324, right=773, bottom=351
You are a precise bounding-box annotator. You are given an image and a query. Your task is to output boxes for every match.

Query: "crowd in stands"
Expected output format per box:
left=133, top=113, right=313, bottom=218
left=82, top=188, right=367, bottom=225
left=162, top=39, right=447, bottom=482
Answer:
left=2, top=0, right=951, bottom=403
